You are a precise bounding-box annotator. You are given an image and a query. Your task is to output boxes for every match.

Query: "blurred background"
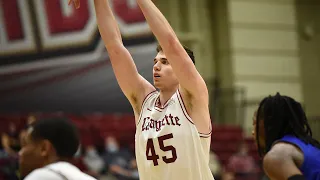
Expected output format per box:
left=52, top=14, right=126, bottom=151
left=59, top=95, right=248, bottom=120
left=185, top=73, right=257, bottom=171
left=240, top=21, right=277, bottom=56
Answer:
left=0, top=0, right=319, bottom=179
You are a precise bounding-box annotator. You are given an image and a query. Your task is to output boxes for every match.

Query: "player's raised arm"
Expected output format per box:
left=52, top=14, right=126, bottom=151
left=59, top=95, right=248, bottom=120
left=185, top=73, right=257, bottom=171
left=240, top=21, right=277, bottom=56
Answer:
left=72, top=0, right=155, bottom=115
left=136, top=0, right=208, bottom=99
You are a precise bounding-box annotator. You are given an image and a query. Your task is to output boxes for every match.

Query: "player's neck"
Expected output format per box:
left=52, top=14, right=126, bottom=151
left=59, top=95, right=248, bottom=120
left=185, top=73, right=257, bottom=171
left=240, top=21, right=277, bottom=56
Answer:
left=159, top=86, right=178, bottom=107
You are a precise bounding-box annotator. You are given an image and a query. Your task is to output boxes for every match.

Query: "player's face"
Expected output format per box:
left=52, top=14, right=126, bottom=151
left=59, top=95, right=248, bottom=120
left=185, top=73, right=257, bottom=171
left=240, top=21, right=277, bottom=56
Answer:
left=252, top=109, right=266, bottom=149
left=19, top=129, right=45, bottom=178
left=153, top=51, right=179, bottom=90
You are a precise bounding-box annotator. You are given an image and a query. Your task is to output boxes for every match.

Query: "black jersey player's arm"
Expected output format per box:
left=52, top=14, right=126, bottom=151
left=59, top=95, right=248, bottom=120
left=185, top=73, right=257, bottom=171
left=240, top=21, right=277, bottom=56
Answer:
left=263, top=143, right=305, bottom=180
left=71, top=0, right=155, bottom=120
left=136, top=0, right=210, bottom=133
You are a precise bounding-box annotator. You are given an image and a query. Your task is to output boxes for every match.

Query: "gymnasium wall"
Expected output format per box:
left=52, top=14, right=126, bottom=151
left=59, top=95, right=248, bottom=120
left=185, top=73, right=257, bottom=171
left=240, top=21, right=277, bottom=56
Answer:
left=296, top=0, right=320, bottom=117
left=213, top=0, right=303, bottom=134
left=156, top=0, right=217, bottom=92
left=295, top=0, right=320, bottom=139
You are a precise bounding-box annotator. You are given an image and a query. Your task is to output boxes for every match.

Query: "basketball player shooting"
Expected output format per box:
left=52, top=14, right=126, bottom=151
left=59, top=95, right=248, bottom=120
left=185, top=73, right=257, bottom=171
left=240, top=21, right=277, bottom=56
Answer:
left=69, top=0, right=214, bottom=179
left=253, top=93, right=320, bottom=180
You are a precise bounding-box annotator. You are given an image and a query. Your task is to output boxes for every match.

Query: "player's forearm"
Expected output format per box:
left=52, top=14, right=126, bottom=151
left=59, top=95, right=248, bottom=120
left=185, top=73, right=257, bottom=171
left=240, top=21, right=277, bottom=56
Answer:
left=136, top=0, right=188, bottom=78
left=136, top=0, right=177, bottom=49
left=137, top=0, right=207, bottom=96
left=94, top=0, right=122, bottom=47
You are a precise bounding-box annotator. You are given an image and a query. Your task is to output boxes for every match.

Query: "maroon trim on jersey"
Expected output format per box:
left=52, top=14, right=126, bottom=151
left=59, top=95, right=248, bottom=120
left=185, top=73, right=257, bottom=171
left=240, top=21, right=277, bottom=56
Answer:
left=199, top=129, right=212, bottom=136
left=154, top=95, right=171, bottom=109
left=154, top=107, right=162, bottom=112
left=136, top=90, right=157, bottom=126
left=176, top=89, right=194, bottom=125
left=199, top=128, right=212, bottom=138
left=177, top=89, right=213, bottom=136
left=199, top=121, right=213, bottom=137
left=199, top=134, right=212, bottom=138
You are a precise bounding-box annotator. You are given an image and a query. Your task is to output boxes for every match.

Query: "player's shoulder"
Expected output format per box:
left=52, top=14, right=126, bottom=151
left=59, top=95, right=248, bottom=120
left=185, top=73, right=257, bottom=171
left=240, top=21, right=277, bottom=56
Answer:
left=271, top=142, right=302, bottom=157
left=50, top=161, right=97, bottom=180
left=141, top=90, right=159, bottom=106
left=146, top=90, right=159, bottom=100
left=24, top=166, right=97, bottom=180
left=264, top=142, right=300, bottom=166
left=24, top=168, right=62, bottom=180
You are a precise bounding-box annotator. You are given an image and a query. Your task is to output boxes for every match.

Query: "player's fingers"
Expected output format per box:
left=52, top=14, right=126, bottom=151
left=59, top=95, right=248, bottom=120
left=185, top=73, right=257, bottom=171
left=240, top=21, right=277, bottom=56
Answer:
left=68, top=0, right=72, bottom=5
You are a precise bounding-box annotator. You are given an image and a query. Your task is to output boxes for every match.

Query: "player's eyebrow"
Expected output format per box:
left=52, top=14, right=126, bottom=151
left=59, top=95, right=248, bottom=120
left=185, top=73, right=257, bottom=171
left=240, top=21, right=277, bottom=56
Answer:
left=153, top=58, right=167, bottom=62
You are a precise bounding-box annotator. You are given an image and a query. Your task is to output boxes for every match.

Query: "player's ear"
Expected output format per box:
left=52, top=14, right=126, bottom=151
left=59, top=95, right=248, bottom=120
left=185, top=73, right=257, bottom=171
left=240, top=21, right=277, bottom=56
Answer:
left=39, top=139, right=53, bottom=157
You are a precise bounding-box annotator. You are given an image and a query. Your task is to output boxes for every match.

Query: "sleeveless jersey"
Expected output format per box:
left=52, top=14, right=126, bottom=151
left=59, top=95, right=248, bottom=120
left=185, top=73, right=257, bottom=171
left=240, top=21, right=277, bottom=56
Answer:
left=279, top=135, right=320, bottom=180
left=135, top=90, right=214, bottom=180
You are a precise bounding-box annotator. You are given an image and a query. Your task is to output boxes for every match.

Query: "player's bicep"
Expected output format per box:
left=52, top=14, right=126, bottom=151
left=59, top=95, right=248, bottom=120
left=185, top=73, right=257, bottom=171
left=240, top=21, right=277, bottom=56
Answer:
left=127, top=75, right=156, bottom=114
left=107, top=44, right=155, bottom=104
left=165, top=38, right=208, bottom=98
left=263, top=144, right=303, bottom=180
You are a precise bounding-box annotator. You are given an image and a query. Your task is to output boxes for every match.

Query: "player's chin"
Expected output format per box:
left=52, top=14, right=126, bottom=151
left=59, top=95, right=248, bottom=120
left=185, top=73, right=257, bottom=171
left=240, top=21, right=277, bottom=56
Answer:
left=153, top=81, right=162, bottom=89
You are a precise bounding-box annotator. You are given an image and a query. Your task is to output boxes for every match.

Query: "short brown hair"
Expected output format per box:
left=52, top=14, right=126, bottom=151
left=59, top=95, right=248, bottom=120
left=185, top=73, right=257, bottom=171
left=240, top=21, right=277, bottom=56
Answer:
left=156, top=44, right=195, bottom=64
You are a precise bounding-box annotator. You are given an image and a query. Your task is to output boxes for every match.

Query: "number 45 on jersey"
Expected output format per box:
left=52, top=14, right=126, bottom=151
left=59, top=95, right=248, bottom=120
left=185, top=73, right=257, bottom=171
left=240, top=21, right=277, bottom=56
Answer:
left=146, top=133, right=177, bottom=166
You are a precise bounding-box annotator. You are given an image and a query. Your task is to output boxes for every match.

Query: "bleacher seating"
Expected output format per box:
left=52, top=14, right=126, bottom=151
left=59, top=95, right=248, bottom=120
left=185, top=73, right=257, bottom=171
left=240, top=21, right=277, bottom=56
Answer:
left=211, top=125, right=260, bottom=165
left=0, top=113, right=261, bottom=176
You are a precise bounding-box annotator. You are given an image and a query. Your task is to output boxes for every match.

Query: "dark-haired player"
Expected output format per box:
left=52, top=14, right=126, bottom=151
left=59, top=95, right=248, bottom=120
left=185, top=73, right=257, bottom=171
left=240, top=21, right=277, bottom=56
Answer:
left=253, top=93, right=320, bottom=180
left=69, top=0, right=213, bottom=179
left=19, top=118, right=96, bottom=180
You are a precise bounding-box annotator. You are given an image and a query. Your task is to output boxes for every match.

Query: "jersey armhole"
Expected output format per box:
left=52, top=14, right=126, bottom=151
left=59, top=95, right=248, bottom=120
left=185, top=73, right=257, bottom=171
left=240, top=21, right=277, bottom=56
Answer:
left=176, top=88, right=194, bottom=124
left=136, top=90, right=157, bottom=126
left=177, top=89, right=212, bottom=137
left=199, top=125, right=212, bottom=138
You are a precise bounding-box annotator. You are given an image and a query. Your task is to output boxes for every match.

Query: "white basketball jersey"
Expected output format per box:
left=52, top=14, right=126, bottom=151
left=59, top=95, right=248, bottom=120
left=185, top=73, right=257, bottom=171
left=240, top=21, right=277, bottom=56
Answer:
left=24, top=161, right=96, bottom=180
left=135, top=90, right=214, bottom=180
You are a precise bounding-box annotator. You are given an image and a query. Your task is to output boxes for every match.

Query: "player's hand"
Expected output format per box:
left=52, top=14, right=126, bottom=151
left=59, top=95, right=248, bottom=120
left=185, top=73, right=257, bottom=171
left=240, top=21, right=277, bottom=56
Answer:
left=68, top=0, right=80, bottom=9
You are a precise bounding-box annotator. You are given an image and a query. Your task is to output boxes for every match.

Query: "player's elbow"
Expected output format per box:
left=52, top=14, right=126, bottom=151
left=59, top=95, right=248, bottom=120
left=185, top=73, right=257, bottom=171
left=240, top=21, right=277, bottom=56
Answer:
left=105, top=41, right=126, bottom=56
left=103, top=37, right=122, bottom=48
left=158, top=32, right=179, bottom=52
left=167, top=34, right=180, bottom=50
